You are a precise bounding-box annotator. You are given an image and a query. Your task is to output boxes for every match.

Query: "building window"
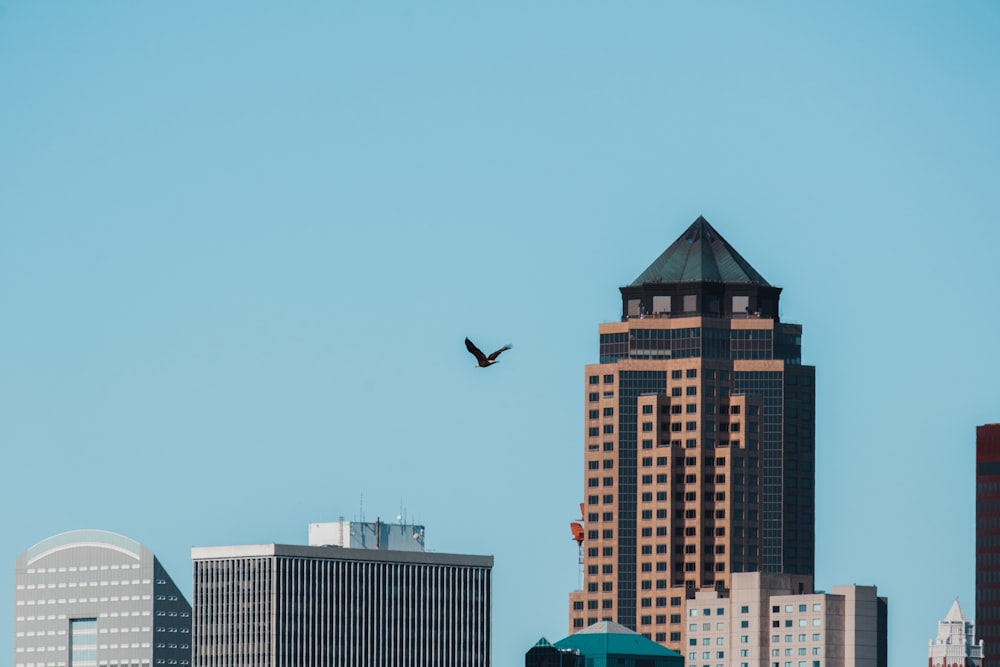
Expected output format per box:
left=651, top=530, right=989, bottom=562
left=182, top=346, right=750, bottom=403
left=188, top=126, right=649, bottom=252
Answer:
left=70, top=618, right=98, bottom=667
left=589, top=376, right=599, bottom=385
left=604, top=374, right=614, bottom=383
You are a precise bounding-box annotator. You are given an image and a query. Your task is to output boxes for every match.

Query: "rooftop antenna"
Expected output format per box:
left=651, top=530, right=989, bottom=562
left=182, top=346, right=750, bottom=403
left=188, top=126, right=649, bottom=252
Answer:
left=359, top=493, right=365, bottom=523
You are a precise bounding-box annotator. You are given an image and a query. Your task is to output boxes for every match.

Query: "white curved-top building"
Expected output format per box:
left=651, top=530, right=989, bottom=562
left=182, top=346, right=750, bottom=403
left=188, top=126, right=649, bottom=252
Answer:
left=14, top=529, right=191, bottom=667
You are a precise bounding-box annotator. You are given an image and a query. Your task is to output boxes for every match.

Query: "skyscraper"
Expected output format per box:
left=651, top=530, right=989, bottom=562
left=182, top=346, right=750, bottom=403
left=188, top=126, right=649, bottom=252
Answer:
left=14, top=529, right=192, bottom=667
left=976, top=422, right=1000, bottom=666
left=569, top=217, right=816, bottom=650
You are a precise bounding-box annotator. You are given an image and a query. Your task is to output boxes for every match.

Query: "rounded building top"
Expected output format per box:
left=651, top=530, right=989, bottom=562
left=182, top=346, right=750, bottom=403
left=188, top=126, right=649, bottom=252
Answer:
left=26, top=529, right=143, bottom=564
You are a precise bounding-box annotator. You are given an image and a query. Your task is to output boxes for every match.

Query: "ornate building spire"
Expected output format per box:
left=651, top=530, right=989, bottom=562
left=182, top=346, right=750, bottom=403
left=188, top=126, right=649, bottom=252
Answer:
left=928, top=598, right=984, bottom=667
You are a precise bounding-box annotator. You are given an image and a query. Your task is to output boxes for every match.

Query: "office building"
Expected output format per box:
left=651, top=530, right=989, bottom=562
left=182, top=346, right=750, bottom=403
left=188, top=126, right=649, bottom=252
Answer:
left=682, top=572, right=887, bottom=667
left=14, top=529, right=191, bottom=667
left=192, top=529, right=492, bottom=666
left=568, top=217, right=816, bottom=650
left=928, top=598, right=982, bottom=667
left=977, top=422, right=1000, bottom=666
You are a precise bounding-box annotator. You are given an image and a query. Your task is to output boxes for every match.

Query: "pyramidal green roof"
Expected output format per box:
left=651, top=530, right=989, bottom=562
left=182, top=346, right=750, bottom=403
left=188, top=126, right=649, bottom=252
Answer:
left=554, top=621, right=681, bottom=658
left=631, top=216, right=770, bottom=286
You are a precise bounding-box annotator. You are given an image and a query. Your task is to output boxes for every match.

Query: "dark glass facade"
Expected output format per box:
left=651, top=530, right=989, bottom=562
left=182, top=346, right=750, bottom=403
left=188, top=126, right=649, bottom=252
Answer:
left=733, top=368, right=815, bottom=575
left=977, top=423, right=1000, bottom=667
left=524, top=644, right=584, bottom=667
left=600, top=324, right=803, bottom=365
left=617, top=371, right=668, bottom=628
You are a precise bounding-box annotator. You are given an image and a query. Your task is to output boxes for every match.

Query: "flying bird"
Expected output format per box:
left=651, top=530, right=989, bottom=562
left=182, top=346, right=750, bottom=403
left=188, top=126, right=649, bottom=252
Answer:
left=465, top=338, right=512, bottom=368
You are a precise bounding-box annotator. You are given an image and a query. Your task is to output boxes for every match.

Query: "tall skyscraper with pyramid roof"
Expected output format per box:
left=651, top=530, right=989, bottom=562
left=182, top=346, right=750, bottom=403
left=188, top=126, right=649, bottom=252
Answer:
left=568, top=216, right=816, bottom=650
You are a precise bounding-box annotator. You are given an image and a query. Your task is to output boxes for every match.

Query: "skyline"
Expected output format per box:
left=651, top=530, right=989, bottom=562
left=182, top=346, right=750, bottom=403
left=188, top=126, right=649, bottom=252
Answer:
left=3, top=3, right=1000, bottom=666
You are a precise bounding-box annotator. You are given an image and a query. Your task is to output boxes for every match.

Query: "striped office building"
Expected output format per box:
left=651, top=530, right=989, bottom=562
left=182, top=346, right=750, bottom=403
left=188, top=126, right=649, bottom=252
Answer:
left=191, top=543, right=492, bottom=667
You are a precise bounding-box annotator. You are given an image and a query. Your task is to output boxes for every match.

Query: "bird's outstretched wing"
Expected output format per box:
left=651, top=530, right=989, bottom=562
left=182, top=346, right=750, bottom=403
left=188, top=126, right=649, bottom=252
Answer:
left=487, top=344, right=512, bottom=362
left=465, top=338, right=488, bottom=364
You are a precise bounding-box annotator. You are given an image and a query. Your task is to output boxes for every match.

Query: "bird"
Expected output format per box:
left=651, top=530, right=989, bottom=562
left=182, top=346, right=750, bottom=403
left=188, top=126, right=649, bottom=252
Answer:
left=465, top=337, right=512, bottom=368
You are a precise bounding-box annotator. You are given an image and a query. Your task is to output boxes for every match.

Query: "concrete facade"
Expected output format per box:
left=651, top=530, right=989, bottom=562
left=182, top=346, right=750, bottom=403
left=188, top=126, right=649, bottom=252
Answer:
left=681, top=573, right=886, bottom=667
left=13, top=529, right=191, bottom=667
left=191, top=542, right=492, bottom=667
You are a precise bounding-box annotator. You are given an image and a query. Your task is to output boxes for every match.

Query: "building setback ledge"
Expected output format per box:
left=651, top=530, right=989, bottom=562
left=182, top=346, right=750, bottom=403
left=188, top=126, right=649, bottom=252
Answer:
left=191, top=543, right=493, bottom=567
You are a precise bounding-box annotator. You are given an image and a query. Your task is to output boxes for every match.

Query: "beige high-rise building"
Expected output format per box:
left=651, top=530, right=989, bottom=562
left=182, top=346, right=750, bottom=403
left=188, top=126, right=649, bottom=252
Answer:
left=569, top=217, right=816, bottom=651
left=684, top=572, right=887, bottom=667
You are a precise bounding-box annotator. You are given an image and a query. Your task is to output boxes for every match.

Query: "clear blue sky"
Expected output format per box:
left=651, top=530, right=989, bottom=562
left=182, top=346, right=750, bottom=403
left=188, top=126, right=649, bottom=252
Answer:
left=2, top=3, right=998, bottom=666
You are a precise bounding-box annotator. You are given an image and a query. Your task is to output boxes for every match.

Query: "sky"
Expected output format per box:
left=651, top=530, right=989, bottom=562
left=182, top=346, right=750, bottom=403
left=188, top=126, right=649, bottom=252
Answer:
left=1, top=2, right=999, bottom=666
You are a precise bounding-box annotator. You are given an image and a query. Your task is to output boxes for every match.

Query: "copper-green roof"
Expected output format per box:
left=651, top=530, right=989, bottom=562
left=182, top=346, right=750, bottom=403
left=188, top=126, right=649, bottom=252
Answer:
left=631, top=216, right=770, bottom=286
left=554, top=621, right=681, bottom=658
